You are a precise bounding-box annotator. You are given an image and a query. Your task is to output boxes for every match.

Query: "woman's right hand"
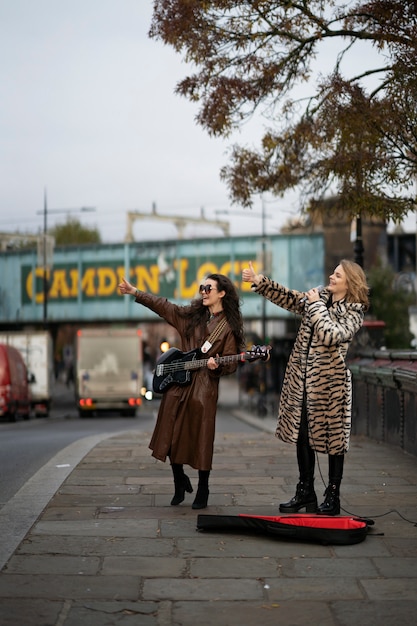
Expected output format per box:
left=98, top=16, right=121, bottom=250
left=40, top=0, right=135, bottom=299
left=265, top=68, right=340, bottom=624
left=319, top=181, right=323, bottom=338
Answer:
left=119, top=277, right=135, bottom=296
left=242, top=261, right=261, bottom=285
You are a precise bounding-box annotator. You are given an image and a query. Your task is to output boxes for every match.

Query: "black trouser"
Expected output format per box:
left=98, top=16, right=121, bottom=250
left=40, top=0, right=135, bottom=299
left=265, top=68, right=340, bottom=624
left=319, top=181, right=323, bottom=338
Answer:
left=297, top=399, right=315, bottom=482
left=328, top=453, right=344, bottom=489
left=297, top=398, right=344, bottom=486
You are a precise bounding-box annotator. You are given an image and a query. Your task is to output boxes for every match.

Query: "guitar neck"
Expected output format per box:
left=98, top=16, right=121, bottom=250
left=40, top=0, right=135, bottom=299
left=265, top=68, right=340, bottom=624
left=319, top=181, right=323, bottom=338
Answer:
left=186, top=352, right=245, bottom=371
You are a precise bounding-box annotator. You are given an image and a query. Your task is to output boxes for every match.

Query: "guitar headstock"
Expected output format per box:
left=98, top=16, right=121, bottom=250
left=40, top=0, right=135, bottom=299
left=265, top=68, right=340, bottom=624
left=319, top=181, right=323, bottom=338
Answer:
left=245, top=345, right=272, bottom=362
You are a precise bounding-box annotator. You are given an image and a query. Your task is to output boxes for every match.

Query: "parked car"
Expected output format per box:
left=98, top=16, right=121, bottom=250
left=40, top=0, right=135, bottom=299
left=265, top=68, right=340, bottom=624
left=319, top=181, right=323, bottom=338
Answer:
left=0, top=331, right=53, bottom=417
left=0, top=343, right=32, bottom=422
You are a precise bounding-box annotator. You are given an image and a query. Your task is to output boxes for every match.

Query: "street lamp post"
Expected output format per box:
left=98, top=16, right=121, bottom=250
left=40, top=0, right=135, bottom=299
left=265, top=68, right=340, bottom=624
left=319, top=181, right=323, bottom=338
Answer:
left=36, top=189, right=95, bottom=326
left=42, top=191, right=48, bottom=326
left=259, top=196, right=268, bottom=416
left=354, top=213, right=364, bottom=268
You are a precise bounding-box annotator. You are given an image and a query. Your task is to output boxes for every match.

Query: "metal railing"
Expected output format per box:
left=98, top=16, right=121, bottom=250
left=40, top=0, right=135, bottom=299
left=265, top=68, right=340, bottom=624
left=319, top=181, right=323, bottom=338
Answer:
left=349, top=349, right=417, bottom=458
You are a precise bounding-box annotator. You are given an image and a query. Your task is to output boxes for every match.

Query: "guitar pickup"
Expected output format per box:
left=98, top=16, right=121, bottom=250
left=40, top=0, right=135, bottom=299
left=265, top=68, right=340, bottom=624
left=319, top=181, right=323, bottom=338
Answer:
left=159, top=374, right=174, bottom=391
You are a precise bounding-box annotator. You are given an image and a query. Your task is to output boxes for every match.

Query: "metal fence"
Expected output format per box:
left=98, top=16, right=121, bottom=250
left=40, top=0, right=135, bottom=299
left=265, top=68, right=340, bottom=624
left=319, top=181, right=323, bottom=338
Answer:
left=349, top=349, right=417, bottom=458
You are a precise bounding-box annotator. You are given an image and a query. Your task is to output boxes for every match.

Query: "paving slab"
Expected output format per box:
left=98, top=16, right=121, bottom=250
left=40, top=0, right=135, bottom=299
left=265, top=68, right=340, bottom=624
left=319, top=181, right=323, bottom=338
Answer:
left=0, top=378, right=416, bottom=626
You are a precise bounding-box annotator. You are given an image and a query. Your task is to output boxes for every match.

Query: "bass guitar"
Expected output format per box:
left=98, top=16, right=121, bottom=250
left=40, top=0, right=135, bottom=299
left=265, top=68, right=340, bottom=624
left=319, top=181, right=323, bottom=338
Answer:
left=153, top=345, right=271, bottom=394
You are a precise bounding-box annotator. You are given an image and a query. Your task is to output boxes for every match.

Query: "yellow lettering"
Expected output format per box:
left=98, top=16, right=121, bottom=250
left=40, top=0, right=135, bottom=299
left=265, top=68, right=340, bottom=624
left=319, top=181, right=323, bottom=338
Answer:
left=174, top=260, right=255, bottom=298
left=68, top=269, right=79, bottom=296
left=219, top=261, right=231, bottom=277
left=23, top=257, right=259, bottom=304
left=219, top=260, right=245, bottom=288
left=176, top=258, right=198, bottom=299
left=220, top=260, right=242, bottom=281
left=197, top=263, right=218, bottom=282
left=25, top=270, right=35, bottom=302
left=97, top=267, right=117, bottom=296
left=26, top=270, right=33, bottom=301
left=26, top=268, right=48, bottom=303
left=133, top=265, right=159, bottom=292
left=49, top=270, right=71, bottom=298
left=116, top=266, right=126, bottom=285
left=81, top=268, right=96, bottom=296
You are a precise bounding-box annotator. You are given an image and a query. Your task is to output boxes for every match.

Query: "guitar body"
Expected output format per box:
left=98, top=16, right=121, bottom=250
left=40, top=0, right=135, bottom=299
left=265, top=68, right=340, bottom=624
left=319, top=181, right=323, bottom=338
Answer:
left=153, top=348, right=200, bottom=393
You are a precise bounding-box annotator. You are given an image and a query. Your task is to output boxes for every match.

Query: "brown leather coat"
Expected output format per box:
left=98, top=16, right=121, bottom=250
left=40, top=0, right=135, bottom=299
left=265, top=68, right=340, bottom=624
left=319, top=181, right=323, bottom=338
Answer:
left=135, top=291, right=238, bottom=470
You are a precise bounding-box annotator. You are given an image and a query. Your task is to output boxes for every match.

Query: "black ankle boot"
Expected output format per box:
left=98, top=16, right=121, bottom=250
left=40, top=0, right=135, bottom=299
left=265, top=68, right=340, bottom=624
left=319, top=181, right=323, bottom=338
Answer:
left=279, top=480, right=318, bottom=513
left=192, top=470, right=210, bottom=509
left=170, top=464, right=193, bottom=506
left=192, top=486, right=209, bottom=510
left=317, top=483, right=340, bottom=516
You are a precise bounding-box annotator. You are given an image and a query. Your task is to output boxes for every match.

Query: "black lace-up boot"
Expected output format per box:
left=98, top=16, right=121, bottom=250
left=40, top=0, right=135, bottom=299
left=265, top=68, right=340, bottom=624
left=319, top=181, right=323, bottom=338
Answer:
left=317, top=454, right=344, bottom=515
left=170, top=463, right=193, bottom=506
left=317, top=481, right=341, bottom=515
left=279, top=479, right=318, bottom=513
left=280, top=419, right=317, bottom=513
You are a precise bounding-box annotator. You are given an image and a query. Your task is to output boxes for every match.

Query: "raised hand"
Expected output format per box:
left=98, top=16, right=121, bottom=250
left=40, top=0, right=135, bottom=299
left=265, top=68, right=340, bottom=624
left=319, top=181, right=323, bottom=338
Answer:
left=242, top=261, right=261, bottom=285
left=119, top=277, right=135, bottom=296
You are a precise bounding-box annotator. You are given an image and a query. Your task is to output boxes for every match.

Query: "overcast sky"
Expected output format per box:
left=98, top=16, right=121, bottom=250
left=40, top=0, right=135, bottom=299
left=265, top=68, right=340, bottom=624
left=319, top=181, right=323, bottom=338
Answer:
left=0, top=1, right=413, bottom=244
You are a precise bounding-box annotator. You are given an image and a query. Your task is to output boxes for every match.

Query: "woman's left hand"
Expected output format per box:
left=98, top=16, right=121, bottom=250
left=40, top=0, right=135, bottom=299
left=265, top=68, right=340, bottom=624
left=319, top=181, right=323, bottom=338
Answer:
left=207, top=355, right=219, bottom=370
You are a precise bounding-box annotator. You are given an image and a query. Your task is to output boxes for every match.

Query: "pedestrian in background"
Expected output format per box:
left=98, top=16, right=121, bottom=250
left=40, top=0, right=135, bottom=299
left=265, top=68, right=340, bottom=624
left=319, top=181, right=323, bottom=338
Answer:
left=119, top=274, right=244, bottom=509
left=242, top=260, right=369, bottom=515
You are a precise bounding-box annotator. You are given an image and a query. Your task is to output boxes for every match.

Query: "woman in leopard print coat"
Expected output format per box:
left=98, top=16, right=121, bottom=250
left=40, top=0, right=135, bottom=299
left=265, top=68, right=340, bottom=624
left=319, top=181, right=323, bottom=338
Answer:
left=242, top=259, right=369, bottom=516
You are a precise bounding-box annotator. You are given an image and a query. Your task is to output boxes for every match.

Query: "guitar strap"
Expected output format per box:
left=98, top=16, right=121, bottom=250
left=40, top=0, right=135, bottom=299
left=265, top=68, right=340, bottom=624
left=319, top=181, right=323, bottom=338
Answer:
left=202, top=317, right=228, bottom=353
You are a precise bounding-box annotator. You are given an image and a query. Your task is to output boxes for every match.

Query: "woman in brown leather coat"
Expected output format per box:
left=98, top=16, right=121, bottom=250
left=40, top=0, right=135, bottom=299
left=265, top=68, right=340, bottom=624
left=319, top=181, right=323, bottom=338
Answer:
left=119, top=274, right=244, bottom=509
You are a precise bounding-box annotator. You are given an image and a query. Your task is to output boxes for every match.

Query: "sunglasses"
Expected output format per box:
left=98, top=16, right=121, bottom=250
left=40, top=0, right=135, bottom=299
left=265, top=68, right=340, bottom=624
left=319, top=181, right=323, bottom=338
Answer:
left=199, top=284, right=217, bottom=294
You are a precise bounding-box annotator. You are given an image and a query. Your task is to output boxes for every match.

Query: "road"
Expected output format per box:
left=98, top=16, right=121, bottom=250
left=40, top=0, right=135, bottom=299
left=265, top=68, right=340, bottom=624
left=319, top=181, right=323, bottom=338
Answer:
left=0, top=379, right=258, bottom=509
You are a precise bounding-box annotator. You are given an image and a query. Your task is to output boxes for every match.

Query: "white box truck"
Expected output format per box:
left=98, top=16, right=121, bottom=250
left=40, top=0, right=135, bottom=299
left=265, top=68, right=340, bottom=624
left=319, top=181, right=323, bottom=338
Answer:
left=0, top=330, right=53, bottom=417
left=76, top=327, right=144, bottom=417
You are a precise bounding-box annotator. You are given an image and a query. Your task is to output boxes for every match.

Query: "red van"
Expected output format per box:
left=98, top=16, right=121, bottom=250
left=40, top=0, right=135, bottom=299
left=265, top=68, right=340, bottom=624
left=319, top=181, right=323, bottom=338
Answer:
left=0, top=343, right=31, bottom=422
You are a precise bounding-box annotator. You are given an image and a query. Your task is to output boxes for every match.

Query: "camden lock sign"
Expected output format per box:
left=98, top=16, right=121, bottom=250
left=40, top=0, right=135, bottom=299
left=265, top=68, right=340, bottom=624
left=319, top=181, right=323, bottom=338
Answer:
left=9, top=235, right=322, bottom=323
left=21, top=256, right=256, bottom=305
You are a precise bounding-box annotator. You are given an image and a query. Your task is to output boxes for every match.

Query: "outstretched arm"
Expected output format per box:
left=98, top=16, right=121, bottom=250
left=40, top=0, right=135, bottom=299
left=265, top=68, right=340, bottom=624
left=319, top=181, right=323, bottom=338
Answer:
left=242, top=262, right=307, bottom=314
left=118, top=276, right=182, bottom=329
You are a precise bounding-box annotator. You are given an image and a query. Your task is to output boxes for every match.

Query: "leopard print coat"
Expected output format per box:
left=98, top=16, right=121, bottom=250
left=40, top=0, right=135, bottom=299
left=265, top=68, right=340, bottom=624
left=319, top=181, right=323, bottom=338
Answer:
left=252, top=277, right=365, bottom=455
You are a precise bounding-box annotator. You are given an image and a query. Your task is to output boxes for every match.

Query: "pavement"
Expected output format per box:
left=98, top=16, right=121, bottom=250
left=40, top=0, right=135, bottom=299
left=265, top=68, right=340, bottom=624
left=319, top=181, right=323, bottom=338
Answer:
left=0, top=378, right=416, bottom=626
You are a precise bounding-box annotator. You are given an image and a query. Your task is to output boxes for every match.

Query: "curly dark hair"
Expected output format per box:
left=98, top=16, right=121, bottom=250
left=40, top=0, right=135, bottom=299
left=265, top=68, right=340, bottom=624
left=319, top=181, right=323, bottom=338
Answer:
left=180, top=274, right=245, bottom=350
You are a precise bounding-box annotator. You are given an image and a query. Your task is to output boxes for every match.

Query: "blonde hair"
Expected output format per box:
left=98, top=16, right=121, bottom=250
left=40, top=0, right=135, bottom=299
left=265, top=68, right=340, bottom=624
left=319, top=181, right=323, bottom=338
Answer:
left=340, top=259, right=369, bottom=310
